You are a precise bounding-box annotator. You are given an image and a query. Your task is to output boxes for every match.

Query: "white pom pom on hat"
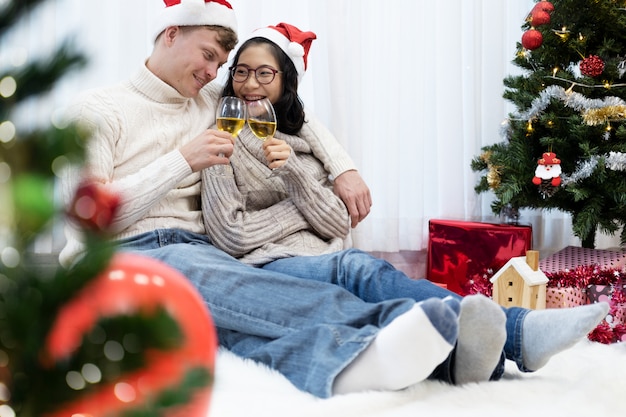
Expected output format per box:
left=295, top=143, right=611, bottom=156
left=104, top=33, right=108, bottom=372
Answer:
left=151, top=0, right=238, bottom=42
left=247, top=23, right=317, bottom=83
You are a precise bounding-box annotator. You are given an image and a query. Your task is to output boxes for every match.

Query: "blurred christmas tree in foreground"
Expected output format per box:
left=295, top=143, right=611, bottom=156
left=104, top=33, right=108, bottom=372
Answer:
left=471, top=0, right=626, bottom=248
left=1, top=1, right=213, bottom=415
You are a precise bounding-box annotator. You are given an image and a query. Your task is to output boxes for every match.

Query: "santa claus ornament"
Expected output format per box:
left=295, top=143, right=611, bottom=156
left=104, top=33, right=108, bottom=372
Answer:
left=532, top=151, right=562, bottom=197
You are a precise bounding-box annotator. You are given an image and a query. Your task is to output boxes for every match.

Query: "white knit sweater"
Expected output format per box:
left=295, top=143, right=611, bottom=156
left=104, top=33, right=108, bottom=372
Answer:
left=60, top=64, right=355, bottom=267
left=201, top=127, right=350, bottom=266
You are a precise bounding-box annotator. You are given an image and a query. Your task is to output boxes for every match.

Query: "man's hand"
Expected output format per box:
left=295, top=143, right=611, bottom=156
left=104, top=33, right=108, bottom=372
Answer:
left=334, top=170, right=372, bottom=228
left=179, top=129, right=234, bottom=172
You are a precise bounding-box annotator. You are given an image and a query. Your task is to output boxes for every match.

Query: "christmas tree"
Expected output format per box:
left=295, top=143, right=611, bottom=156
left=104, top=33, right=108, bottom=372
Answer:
left=1, top=1, right=213, bottom=415
left=471, top=0, right=626, bottom=248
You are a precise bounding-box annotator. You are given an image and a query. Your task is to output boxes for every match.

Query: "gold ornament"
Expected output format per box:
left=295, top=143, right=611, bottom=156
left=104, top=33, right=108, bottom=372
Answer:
left=487, top=165, right=502, bottom=189
left=481, top=151, right=502, bottom=189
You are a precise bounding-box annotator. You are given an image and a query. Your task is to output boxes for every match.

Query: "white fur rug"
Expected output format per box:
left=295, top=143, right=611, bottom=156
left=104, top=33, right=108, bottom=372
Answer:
left=209, top=341, right=626, bottom=417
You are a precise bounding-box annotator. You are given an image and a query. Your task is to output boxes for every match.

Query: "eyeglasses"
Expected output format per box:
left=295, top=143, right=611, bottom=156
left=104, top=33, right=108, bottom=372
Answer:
left=230, top=65, right=282, bottom=85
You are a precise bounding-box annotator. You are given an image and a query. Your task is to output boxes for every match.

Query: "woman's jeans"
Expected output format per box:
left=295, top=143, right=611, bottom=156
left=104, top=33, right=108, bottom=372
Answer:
left=262, top=247, right=532, bottom=377
left=116, top=229, right=530, bottom=398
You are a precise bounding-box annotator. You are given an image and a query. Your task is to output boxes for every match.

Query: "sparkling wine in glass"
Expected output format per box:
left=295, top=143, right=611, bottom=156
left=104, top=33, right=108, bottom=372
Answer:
left=246, top=98, right=277, bottom=141
left=215, top=96, right=246, bottom=174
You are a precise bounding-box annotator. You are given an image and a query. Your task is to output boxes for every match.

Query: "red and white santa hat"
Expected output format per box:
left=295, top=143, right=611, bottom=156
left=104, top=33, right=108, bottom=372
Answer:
left=152, top=0, right=237, bottom=42
left=247, top=23, right=317, bottom=83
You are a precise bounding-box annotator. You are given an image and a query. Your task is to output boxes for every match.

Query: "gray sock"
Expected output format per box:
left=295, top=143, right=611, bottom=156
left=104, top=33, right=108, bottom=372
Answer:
left=522, top=302, right=609, bottom=371
left=453, top=294, right=506, bottom=384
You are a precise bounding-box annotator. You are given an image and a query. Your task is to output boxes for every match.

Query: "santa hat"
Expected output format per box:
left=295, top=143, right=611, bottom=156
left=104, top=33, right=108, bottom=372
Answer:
left=151, top=0, right=237, bottom=42
left=247, top=23, right=317, bottom=83
left=538, top=152, right=560, bottom=165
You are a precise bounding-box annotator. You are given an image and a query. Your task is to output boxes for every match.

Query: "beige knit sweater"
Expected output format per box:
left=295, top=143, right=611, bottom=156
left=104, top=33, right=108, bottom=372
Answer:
left=60, top=64, right=355, bottom=267
left=201, top=126, right=350, bottom=266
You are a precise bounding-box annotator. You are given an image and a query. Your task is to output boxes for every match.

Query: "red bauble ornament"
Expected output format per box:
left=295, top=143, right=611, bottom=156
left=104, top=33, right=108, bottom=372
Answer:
left=532, top=1, right=555, bottom=13
left=68, top=180, right=121, bottom=233
left=580, top=55, right=605, bottom=77
left=522, top=29, right=543, bottom=50
left=43, top=253, right=218, bottom=417
left=530, top=9, right=551, bottom=26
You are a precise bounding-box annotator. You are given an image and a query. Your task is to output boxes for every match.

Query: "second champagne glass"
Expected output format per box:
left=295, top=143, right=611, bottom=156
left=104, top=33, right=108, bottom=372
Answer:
left=246, top=98, right=277, bottom=142
left=215, top=96, right=246, bottom=174
left=247, top=98, right=278, bottom=177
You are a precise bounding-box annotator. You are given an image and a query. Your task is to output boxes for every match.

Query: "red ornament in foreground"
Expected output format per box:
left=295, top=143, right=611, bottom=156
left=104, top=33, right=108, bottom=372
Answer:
left=68, top=180, right=121, bottom=233
left=43, top=252, right=217, bottom=417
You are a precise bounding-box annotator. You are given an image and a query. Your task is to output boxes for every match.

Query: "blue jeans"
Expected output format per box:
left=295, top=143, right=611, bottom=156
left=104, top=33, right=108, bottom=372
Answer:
left=262, top=248, right=532, bottom=376
left=116, top=229, right=421, bottom=398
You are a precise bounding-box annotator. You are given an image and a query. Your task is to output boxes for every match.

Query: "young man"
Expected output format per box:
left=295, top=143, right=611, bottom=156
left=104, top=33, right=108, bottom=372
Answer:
left=60, top=0, right=465, bottom=398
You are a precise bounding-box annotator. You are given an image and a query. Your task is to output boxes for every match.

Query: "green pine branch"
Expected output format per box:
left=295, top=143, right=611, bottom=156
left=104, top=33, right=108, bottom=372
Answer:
left=0, top=0, right=47, bottom=38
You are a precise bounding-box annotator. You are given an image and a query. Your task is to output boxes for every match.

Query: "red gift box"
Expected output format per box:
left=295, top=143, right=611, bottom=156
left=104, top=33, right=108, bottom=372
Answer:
left=427, top=219, right=532, bottom=296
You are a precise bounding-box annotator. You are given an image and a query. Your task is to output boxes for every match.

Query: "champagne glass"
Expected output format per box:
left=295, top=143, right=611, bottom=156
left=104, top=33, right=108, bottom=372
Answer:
left=246, top=98, right=277, bottom=142
left=247, top=98, right=278, bottom=177
left=215, top=96, right=246, bottom=174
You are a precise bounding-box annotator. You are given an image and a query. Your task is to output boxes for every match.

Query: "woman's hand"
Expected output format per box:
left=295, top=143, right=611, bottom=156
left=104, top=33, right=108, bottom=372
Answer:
left=263, top=137, right=292, bottom=169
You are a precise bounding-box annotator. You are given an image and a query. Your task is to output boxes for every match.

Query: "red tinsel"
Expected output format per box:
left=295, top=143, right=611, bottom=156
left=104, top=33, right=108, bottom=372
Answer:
left=588, top=321, right=615, bottom=344
left=466, top=263, right=626, bottom=344
left=463, top=268, right=494, bottom=297
left=579, top=55, right=605, bottom=77
left=545, top=264, right=596, bottom=288
left=613, top=324, right=626, bottom=341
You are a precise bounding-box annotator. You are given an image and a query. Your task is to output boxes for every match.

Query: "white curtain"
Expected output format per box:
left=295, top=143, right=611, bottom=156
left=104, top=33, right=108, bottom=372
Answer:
left=3, top=0, right=620, bottom=254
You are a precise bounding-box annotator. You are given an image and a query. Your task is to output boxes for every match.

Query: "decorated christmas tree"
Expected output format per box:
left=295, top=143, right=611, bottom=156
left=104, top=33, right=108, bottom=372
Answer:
left=1, top=1, right=215, bottom=415
left=471, top=0, right=626, bottom=248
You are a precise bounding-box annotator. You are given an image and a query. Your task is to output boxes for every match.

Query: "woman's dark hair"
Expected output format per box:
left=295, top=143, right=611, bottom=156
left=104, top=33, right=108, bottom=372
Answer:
left=222, top=37, right=305, bottom=135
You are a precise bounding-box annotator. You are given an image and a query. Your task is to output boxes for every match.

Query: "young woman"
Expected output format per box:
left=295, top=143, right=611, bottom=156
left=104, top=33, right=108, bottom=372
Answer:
left=201, top=22, right=608, bottom=395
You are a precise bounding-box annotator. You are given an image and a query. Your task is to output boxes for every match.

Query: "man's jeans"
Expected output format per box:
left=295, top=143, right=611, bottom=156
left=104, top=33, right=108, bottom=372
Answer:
left=117, top=229, right=418, bottom=398
left=117, top=229, right=529, bottom=397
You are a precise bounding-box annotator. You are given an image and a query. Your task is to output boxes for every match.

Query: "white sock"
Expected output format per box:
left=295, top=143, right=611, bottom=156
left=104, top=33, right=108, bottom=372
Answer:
left=332, top=298, right=460, bottom=395
left=454, top=294, right=506, bottom=384
left=522, top=302, right=609, bottom=371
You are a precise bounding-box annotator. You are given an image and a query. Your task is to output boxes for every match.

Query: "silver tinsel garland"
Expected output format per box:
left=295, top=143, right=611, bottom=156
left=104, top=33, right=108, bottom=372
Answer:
left=518, top=85, right=626, bottom=120
left=606, top=151, right=626, bottom=171
left=560, top=156, right=600, bottom=186
left=552, top=152, right=626, bottom=186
